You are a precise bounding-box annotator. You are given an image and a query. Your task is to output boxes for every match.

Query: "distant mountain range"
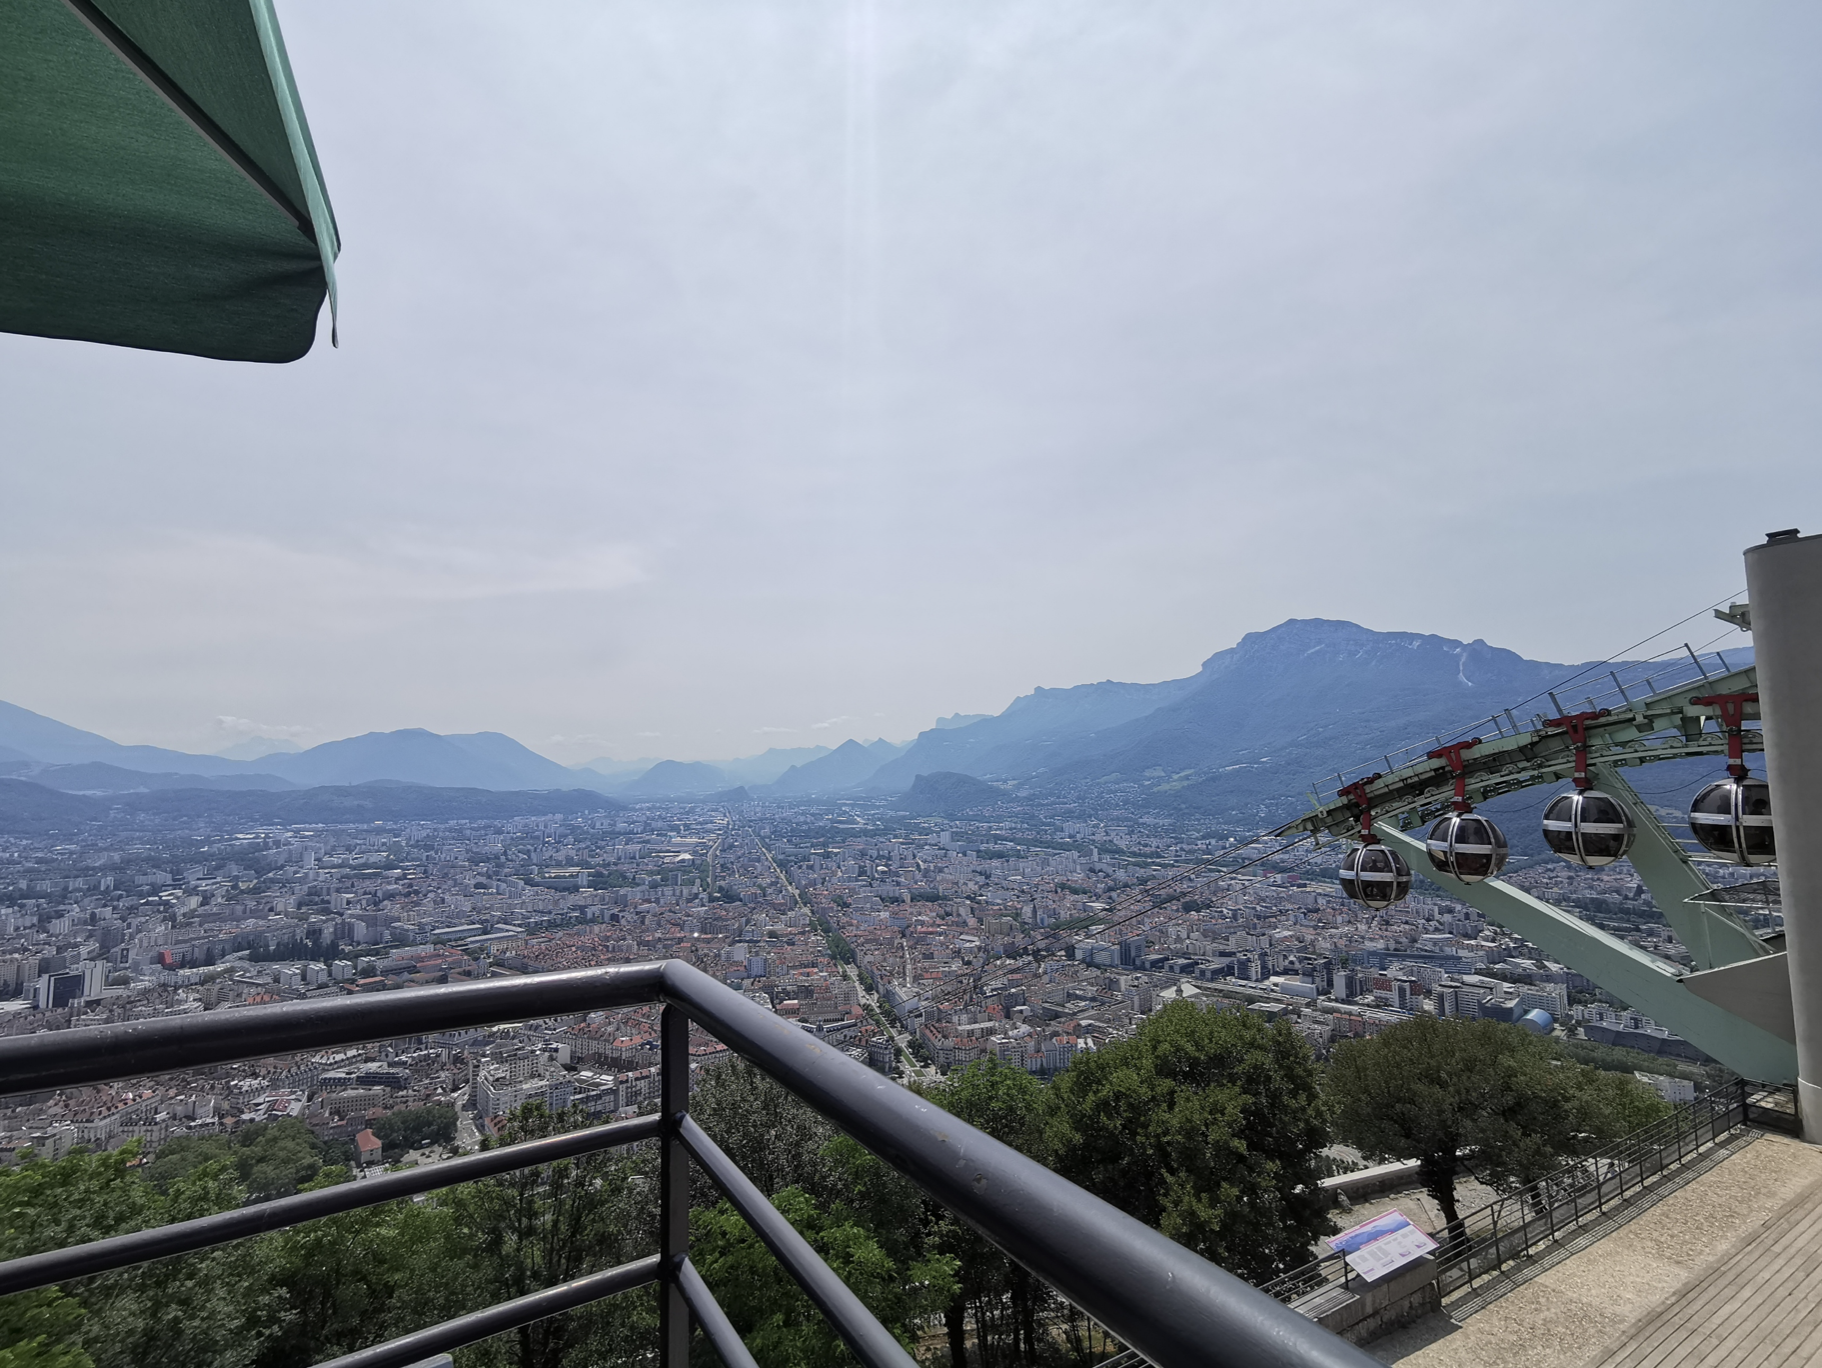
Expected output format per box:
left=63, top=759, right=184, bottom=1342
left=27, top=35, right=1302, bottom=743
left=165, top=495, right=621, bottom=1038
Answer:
left=0, top=701, right=916, bottom=802
left=573, top=746, right=836, bottom=788
left=0, top=619, right=1713, bottom=825
left=766, top=739, right=906, bottom=796
left=0, top=762, right=299, bottom=793
left=861, top=619, right=1641, bottom=821
left=0, top=705, right=595, bottom=793
left=619, top=760, right=734, bottom=798
left=0, top=778, right=612, bottom=835
left=582, top=740, right=911, bottom=799
left=216, top=736, right=303, bottom=761
left=0, top=701, right=252, bottom=777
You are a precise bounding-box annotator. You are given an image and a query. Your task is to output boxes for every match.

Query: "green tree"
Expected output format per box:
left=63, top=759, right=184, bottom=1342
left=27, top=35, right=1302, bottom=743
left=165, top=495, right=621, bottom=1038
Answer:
left=690, top=1189, right=954, bottom=1368
left=371, top=1105, right=458, bottom=1157
left=1326, top=1016, right=1672, bottom=1239
left=918, top=1058, right=1050, bottom=1368
left=0, top=1145, right=278, bottom=1368
left=1553, top=1037, right=1732, bottom=1092
left=447, top=1104, right=658, bottom=1368
left=1045, top=1000, right=1332, bottom=1283
left=141, top=1135, right=232, bottom=1190
left=0, top=1290, right=91, bottom=1368
left=145, top=1118, right=349, bottom=1202
left=930, top=1058, right=1046, bottom=1159
left=232, top=1120, right=337, bottom=1202
left=690, top=1061, right=965, bottom=1368
left=251, top=1168, right=464, bottom=1368
left=689, top=1060, right=838, bottom=1200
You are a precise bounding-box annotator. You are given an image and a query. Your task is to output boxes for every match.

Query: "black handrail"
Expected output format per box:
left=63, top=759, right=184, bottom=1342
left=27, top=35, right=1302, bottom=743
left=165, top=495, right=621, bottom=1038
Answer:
left=0, top=1114, right=660, bottom=1298
left=678, top=1255, right=761, bottom=1368
left=318, top=1256, right=663, bottom=1368
left=681, top=1114, right=918, bottom=1368
left=0, top=961, right=668, bottom=1094
left=0, top=960, right=1384, bottom=1368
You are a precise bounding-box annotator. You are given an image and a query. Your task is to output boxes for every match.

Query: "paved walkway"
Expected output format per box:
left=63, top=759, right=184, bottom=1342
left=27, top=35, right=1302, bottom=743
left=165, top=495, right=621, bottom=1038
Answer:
left=1369, top=1133, right=1822, bottom=1368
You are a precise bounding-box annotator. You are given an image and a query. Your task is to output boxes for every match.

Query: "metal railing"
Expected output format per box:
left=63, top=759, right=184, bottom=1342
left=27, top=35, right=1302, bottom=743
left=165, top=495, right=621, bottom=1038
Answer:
left=1262, top=1080, right=1796, bottom=1311
left=1316, top=643, right=1754, bottom=800
left=0, top=960, right=1382, bottom=1368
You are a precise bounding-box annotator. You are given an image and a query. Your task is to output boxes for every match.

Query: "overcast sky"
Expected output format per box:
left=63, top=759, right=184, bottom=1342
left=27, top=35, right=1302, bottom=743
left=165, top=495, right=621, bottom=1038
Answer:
left=2, top=1, right=1817, bottom=763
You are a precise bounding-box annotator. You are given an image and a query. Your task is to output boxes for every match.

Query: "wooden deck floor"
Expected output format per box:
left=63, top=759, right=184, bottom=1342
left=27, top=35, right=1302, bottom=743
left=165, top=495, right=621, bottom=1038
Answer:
left=1371, top=1133, right=1822, bottom=1368
left=1585, top=1169, right=1822, bottom=1368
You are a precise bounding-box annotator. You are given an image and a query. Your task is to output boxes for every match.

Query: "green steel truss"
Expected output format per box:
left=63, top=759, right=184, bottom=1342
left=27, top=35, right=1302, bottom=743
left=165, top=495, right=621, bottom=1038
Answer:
left=1277, top=665, right=1795, bottom=1081
left=1372, top=824, right=1793, bottom=1081
left=1278, top=664, right=1763, bottom=842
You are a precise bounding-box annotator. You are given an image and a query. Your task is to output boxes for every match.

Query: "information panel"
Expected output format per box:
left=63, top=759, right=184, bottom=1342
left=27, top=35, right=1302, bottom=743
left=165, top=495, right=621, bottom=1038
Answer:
left=1326, top=1209, right=1438, bottom=1282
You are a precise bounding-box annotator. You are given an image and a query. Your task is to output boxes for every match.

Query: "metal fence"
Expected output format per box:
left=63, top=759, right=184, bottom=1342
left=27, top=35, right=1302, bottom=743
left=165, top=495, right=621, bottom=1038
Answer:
left=0, top=959, right=1381, bottom=1368
left=1262, top=1079, right=1797, bottom=1310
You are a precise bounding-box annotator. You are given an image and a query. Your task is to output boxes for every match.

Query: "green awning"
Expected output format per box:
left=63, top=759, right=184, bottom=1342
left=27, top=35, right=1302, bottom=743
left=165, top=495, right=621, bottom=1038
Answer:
left=1, top=0, right=339, bottom=362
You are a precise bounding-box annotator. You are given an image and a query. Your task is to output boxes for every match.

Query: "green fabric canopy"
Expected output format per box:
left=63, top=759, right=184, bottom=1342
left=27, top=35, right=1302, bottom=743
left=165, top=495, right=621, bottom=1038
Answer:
left=1, top=0, right=339, bottom=362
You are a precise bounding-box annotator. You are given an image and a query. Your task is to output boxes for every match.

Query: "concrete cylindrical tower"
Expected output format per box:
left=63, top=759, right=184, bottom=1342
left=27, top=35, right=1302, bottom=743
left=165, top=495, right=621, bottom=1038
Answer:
left=1744, top=529, right=1822, bottom=1140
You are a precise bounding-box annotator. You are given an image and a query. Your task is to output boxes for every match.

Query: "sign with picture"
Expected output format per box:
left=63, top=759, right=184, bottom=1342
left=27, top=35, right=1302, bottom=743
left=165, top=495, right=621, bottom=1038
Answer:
left=1326, top=1209, right=1438, bottom=1282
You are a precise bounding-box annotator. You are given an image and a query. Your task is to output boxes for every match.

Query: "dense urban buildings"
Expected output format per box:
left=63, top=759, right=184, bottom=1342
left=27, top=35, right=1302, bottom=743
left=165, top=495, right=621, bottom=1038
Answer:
left=0, top=790, right=1745, bottom=1164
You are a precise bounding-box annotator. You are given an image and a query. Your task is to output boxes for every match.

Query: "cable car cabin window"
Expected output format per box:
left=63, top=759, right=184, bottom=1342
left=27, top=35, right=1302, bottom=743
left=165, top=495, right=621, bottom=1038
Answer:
left=1690, top=777, right=1776, bottom=866
left=1339, top=843, right=1412, bottom=909
left=1426, top=813, right=1509, bottom=883
left=1542, top=790, right=1636, bottom=868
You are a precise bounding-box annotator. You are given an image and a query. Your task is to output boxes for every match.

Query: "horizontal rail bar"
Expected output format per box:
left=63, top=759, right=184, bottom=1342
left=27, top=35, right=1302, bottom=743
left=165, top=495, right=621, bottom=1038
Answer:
left=0, top=1114, right=659, bottom=1298
left=678, top=1255, right=760, bottom=1368
left=659, top=960, right=1383, bottom=1368
left=0, top=963, right=665, bottom=1098
left=680, top=1114, right=916, bottom=1368
left=313, top=1253, right=661, bottom=1368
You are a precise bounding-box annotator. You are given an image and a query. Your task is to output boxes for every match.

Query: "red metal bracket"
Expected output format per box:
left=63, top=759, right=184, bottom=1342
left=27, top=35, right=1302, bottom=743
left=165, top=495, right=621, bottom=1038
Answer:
left=1691, top=692, right=1758, bottom=779
left=1426, top=738, right=1483, bottom=812
left=1542, top=710, right=1609, bottom=790
left=1338, top=774, right=1384, bottom=842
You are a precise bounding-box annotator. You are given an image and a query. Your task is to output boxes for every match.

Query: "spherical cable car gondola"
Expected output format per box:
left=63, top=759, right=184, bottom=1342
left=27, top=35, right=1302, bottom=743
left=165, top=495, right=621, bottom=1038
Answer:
left=1686, top=692, right=1776, bottom=866
left=1338, top=841, right=1413, bottom=910
left=1427, top=811, right=1510, bottom=881
left=1689, top=776, right=1774, bottom=865
left=1542, top=788, right=1636, bottom=867
left=1537, top=708, right=1639, bottom=868
left=1334, top=776, right=1413, bottom=910
left=1422, top=738, right=1510, bottom=883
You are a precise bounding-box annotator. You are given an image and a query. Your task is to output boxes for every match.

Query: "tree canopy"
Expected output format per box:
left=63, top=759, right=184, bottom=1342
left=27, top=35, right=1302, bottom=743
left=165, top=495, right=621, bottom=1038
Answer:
left=1045, top=1000, right=1332, bottom=1283
left=690, top=1188, right=954, bottom=1368
left=143, top=1118, right=352, bottom=1202
left=371, top=1105, right=458, bottom=1157
left=1327, top=1015, right=1671, bottom=1232
left=916, top=1057, right=1055, bottom=1368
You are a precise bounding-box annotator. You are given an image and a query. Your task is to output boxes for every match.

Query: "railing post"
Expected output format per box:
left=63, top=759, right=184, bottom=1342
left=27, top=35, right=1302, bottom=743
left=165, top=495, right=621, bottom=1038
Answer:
left=660, top=1004, right=691, bottom=1368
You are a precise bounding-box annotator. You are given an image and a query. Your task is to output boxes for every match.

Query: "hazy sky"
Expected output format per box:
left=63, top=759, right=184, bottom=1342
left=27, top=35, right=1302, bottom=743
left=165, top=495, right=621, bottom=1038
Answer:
left=3, top=1, right=1817, bottom=763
